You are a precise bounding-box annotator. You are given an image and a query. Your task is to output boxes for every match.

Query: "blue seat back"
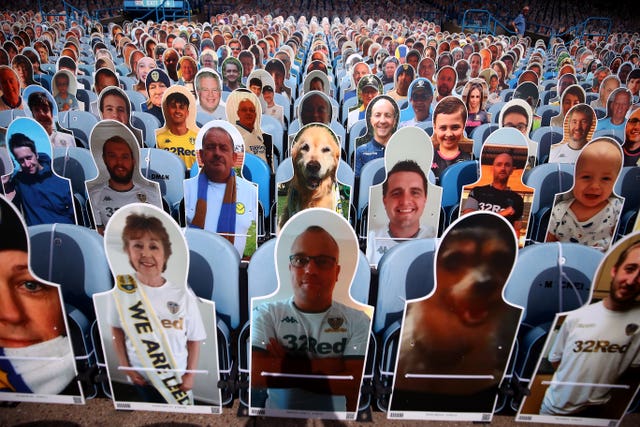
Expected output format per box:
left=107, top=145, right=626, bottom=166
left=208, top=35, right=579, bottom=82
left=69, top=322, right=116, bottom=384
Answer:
left=242, top=152, right=271, bottom=219
left=28, top=224, right=112, bottom=322
left=504, top=242, right=602, bottom=327
left=184, top=228, right=241, bottom=329
left=374, top=238, right=437, bottom=334
left=139, top=147, right=186, bottom=212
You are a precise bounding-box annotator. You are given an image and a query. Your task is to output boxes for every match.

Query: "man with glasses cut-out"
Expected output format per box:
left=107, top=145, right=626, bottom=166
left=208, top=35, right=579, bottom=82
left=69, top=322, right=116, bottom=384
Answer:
left=251, top=226, right=370, bottom=411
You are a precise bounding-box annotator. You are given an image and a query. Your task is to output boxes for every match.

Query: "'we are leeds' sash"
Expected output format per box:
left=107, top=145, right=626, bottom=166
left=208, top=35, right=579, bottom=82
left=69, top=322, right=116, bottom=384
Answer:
left=113, top=274, right=192, bottom=405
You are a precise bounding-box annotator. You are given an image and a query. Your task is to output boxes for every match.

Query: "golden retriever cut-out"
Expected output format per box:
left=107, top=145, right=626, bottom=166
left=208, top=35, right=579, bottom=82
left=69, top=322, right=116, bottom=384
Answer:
left=279, top=124, right=341, bottom=229
left=394, top=213, right=521, bottom=400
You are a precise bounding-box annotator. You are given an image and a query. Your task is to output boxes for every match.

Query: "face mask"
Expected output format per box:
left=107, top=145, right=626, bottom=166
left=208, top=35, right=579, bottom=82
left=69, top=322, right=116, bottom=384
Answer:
left=3, top=335, right=76, bottom=394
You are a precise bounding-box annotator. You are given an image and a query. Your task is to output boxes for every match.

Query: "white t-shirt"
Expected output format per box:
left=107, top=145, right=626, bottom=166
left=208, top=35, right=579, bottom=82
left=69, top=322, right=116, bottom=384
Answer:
left=549, top=142, right=582, bottom=164
left=366, top=226, right=435, bottom=265
left=542, top=301, right=640, bottom=415
left=251, top=298, right=371, bottom=410
left=109, top=279, right=207, bottom=378
left=88, top=182, right=163, bottom=228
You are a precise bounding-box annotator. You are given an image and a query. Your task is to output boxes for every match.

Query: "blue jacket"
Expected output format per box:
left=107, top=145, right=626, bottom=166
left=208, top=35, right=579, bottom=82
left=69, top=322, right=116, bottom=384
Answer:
left=12, top=153, right=76, bottom=226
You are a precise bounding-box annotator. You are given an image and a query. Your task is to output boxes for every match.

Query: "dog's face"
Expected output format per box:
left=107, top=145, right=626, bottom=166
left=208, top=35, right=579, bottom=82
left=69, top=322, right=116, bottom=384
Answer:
left=436, top=227, right=514, bottom=326
left=291, top=125, right=340, bottom=190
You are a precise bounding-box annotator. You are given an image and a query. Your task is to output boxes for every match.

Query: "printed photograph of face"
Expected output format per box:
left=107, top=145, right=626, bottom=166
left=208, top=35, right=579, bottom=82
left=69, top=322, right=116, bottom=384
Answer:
left=22, top=85, right=74, bottom=142
left=517, top=234, right=640, bottom=424
left=460, top=128, right=534, bottom=247
left=93, top=203, right=220, bottom=412
left=0, top=195, right=80, bottom=402
left=86, top=120, right=162, bottom=234
left=391, top=212, right=521, bottom=418
left=6, top=117, right=77, bottom=226
left=366, top=127, right=442, bottom=266
left=250, top=209, right=373, bottom=418
left=225, top=90, right=272, bottom=170
left=545, top=138, right=623, bottom=252
left=51, top=69, right=80, bottom=113
left=302, top=70, right=331, bottom=96
left=298, top=90, right=334, bottom=126
left=185, top=120, right=258, bottom=259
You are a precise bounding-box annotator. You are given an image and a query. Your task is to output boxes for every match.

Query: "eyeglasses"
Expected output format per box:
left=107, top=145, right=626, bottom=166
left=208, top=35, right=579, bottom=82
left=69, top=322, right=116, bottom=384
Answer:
left=289, top=254, right=337, bottom=270
left=504, top=122, right=528, bottom=132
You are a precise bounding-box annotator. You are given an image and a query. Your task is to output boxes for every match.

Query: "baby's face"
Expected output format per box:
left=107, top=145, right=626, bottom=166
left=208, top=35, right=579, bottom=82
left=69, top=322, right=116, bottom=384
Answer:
left=573, top=146, right=620, bottom=209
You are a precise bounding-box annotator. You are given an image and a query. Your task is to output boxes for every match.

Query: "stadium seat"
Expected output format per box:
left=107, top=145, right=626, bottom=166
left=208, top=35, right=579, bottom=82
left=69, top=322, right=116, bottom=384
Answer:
left=0, top=108, right=27, bottom=127
left=139, top=147, right=186, bottom=220
left=131, top=110, right=161, bottom=148
left=503, top=242, right=602, bottom=411
left=613, top=166, right=640, bottom=241
left=374, top=238, right=438, bottom=411
left=439, top=160, right=479, bottom=227
left=347, top=119, right=368, bottom=166
left=52, top=146, right=99, bottom=227
left=523, top=162, right=575, bottom=242
left=260, top=113, right=284, bottom=165
left=471, top=123, right=499, bottom=159
left=58, top=110, right=99, bottom=149
left=184, top=228, right=241, bottom=405
left=75, top=88, right=97, bottom=114
left=357, top=157, right=386, bottom=239
left=488, top=101, right=506, bottom=123
left=28, top=223, right=113, bottom=399
left=536, top=104, right=560, bottom=127
left=530, top=126, right=564, bottom=164
left=242, top=152, right=271, bottom=237
left=125, top=90, right=147, bottom=113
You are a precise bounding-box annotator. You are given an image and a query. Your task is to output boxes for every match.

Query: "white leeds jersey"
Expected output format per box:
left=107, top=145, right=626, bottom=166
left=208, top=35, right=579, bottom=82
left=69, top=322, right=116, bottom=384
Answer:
left=109, top=280, right=207, bottom=378
left=252, top=298, right=370, bottom=359
left=89, top=182, right=162, bottom=227
left=543, top=301, right=640, bottom=414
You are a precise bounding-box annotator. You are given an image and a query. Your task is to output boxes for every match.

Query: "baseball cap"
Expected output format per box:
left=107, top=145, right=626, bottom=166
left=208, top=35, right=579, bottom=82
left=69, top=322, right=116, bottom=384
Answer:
left=359, top=74, right=380, bottom=91
left=146, top=68, right=171, bottom=88
left=410, top=79, right=433, bottom=99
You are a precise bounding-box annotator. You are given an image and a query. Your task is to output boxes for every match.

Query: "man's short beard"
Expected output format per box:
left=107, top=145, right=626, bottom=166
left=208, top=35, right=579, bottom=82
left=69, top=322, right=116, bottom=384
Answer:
left=109, top=169, right=134, bottom=184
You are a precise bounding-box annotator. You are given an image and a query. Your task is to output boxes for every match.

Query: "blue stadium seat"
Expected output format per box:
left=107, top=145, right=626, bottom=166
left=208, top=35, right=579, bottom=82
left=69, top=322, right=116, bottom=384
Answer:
left=374, top=238, right=438, bottom=411
left=139, top=147, right=186, bottom=220
left=488, top=101, right=506, bottom=123
left=131, top=110, right=161, bottom=148
left=58, top=110, right=99, bottom=149
left=530, top=126, right=564, bottom=164
left=357, top=157, right=386, bottom=238
left=536, top=104, right=560, bottom=127
left=184, top=228, right=241, bottom=405
left=52, top=146, right=99, bottom=227
left=523, top=162, right=575, bottom=242
left=242, top=152, right=271, bottom=237
left=503, top=242, right=602, bottom=411
left=125, top=90, right=147, bottom=113
left=348, top=119, right=368, bottom=166
left=439, top=160, right=479, bottom=227
left=0, top=108, right=27, bottom=127
left=261, top=113, right=284, bottom=166
left=29, top=223, right=113, bottom=399
left=471, top=123, right=499, bottom=159
left=613, top=166, right=640, bottom=241
left=75, top=88, right=97, bottom=114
